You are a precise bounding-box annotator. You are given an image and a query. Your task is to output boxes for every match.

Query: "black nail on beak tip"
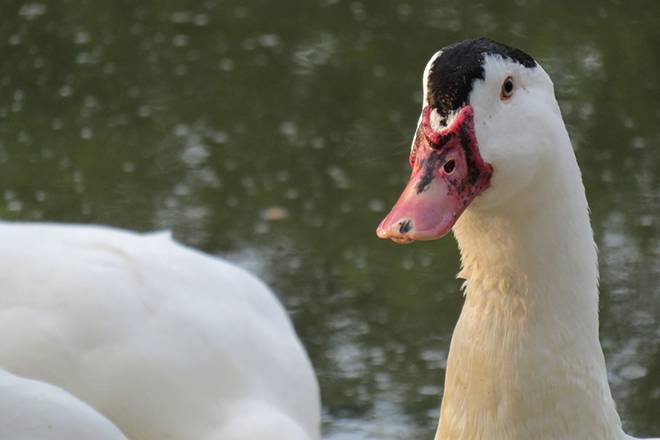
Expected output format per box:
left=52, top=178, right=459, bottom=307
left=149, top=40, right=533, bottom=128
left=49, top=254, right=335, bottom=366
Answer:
left=398, top=219, right=413, bottom=234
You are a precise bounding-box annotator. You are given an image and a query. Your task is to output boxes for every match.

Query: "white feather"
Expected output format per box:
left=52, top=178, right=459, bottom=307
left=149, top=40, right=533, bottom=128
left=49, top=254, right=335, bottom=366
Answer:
left=0, top=369, right=127, bottom=440
left=0, top=222, right=320, bottom=440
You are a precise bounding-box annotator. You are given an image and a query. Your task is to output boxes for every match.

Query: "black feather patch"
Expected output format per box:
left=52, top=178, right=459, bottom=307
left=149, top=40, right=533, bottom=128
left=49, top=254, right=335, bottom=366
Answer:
left=427, top=38, right=536, bottom=119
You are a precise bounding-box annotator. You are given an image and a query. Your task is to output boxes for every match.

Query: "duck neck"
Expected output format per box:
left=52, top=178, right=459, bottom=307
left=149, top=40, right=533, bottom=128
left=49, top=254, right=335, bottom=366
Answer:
left=435, top=151, right=625, bottom=439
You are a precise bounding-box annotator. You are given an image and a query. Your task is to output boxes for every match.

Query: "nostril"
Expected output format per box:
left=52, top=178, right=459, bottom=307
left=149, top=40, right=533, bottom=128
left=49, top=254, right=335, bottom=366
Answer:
left=398, top=219, right=413, bottom=234
left=443, top=160, right=456, bottom=175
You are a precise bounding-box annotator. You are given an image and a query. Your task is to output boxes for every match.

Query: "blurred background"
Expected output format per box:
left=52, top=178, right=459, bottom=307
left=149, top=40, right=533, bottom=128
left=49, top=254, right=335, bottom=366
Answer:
left=1, top=0, right=658, bottom=438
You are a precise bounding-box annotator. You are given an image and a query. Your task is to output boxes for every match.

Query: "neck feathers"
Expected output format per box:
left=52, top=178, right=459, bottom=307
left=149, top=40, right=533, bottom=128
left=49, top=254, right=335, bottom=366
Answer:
left=436, top=143, right=625, bottom=439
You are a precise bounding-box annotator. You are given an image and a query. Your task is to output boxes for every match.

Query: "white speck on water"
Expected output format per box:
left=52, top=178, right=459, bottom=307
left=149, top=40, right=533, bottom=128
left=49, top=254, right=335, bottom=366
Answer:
left=193, top=14, right=209, bottom=26
left=174, top=124, right=189, bottom=137
left=122, top=162, right=136, bottom=173
left=578, top=102, right=593, bottom=121
left=630, top=136, right=646, bottom=149
left=420, top=255, right=433, bottom=267
left=184, top=206, right=209, bottom=220
left=72, top=171, right=85, bottom=193
left=311, top=137, right=325, bottom=150
left=254, top=222, right=269, bottom=234
left=4, top=191, right=23, bottom=212
left=164, top=196, right=177, bottom=209
left=419, top=384, right=442, bottom=396
left=211, top=130, right=228, bottom=144
left=279, top=121, right=298, bottom=139
left=181, top=143, right=209, bottom=167
left=285, top=188, right=300, bottom=199
left=137, top=105, right=152, bottom=117
left=172, top=34, right=189, bottom=47
left=372, top=65, right=386, bottom=78
left=18, top=130, right=30, bottom=144
left=398, top=3, right=412, bottom=17
left=174, top=183, right=191, bottom=196
left=639, top=215, right=653, bottom=227
left=74, top=31, right=91, bottom=45
left=622, top=116, right=635, bottom=129
left=331, top=342, right=366, bottom=378
left=83, top=95, right=98, bottom=110
left=421, top=349, right=447, bottom=368
left=196, top=168, right=221, bottom=187
left=19, top=3, right=47, bottom=20
left=368, top=199, right=384, bottom=212
left=603, top=229, right=625, bottom=248
left=349, top=1, right=366, bottom=21
left=7, top=200, right=23, bottom=212
left=292, top=32, right=336, bottom=74
left=76, top=52, right=93, bottom=65
left=258, top=34, right=281, bottom=48
left=327, top=165, right=350, bottom=189
left=59, top=85, right=73, bottom=98
left=218, top=58, right=234, bottom=71
left=8, top=34, right=21, bottom=45
left=275, top=170, right=290, bottom=182
left=619, top=364, right=647, bottom=381
left=80, top=127, right=93, bottom=140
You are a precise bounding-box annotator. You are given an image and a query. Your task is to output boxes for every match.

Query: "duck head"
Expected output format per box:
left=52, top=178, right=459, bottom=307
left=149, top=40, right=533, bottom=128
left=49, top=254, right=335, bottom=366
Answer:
left=377, top=38, right=562, bottom=243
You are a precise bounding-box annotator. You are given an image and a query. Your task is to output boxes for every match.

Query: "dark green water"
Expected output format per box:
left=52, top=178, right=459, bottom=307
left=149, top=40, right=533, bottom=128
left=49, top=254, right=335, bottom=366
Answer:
left=1, top=0, right=658, bottom=438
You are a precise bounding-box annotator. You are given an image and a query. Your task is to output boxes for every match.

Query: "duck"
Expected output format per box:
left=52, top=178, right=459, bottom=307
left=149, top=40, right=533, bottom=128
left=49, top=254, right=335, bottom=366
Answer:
left=0, top=223, right=320, bottom=440
left=377, top=38, right=658, bottom=440
left=0, top=368, right=128, bottom=439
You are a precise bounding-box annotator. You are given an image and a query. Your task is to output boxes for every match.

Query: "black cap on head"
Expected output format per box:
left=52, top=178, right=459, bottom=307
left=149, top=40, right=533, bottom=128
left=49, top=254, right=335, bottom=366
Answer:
left=427, top=38, right=536, bottom=121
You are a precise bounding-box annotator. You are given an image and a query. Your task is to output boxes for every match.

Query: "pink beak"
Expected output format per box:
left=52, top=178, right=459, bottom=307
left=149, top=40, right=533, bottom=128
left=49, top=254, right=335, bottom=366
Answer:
left=376, top=105, right=492, bottom=243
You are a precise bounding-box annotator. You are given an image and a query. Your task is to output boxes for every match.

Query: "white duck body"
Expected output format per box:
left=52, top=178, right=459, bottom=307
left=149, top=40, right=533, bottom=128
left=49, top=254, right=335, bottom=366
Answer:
left=377, top=38, right=657, bottom=440
left=0, top=369, right=127, bottom=440
left=0, top=222, right=320, bottom=440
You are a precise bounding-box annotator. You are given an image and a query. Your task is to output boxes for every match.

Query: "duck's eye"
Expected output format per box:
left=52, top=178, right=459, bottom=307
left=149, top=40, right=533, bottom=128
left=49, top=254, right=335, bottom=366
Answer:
left=500, top=76, right=514, bottom=99
left=443, top=160, right=455, bottom=175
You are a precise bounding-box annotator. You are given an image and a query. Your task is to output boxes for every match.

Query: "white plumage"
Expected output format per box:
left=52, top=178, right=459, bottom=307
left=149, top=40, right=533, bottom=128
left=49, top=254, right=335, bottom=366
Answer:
left=0, top=222, right=320, bottom=440
left=0, top=369, right=127, bottom=439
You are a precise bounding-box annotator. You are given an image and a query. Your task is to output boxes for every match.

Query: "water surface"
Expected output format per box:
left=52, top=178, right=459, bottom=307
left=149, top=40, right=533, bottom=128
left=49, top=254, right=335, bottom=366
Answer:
left=1, top=0, right=659, bottom=438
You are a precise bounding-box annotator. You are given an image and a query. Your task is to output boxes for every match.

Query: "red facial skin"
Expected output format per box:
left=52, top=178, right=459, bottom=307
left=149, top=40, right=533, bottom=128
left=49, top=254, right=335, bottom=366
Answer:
left=376, top=105, right=493, bottom=243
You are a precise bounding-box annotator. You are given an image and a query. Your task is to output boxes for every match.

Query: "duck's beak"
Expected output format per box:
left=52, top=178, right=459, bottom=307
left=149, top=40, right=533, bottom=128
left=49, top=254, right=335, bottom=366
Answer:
left=376, top=105, right=492, bottom=243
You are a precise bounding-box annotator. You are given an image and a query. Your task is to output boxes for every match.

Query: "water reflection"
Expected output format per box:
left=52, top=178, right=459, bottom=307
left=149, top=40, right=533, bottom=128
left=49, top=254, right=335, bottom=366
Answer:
left=0, top=0, right=658, bottom=438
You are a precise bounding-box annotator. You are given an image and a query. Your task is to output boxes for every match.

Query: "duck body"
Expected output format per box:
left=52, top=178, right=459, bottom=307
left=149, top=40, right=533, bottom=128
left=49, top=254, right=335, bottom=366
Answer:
left=0, top=222, right=320, bottom=440
left=0, top=369, right=127, bottom=440
left=377, top=38, right=657, bottom=439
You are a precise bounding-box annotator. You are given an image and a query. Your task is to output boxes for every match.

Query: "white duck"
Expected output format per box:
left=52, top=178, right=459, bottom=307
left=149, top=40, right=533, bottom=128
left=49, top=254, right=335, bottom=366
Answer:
left=0, top=223, right=320, bottom=440
left=377, top=38, right=657, bottom=440
left=0, top=369, right=127, bottom=439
